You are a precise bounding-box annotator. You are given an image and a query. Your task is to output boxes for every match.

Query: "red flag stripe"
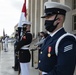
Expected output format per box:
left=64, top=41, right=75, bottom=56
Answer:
left=18, top=0, right=27, bottom=27
left=22, top=0, right=26, bottom=17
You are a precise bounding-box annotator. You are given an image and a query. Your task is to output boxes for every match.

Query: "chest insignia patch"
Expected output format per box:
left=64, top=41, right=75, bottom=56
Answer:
left=64, top=44, right=73, bottom=52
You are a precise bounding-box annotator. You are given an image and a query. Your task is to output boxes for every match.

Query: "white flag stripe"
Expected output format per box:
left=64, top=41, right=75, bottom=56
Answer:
left=18, top=13, right=26, bottom=27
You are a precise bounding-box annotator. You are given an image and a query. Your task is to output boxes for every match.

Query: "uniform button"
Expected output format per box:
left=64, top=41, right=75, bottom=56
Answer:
left=40, top=51, right=42, bottom=54
left=58, top=11, right=60, bottom=13
left=39, top=60, right=41, bottom=63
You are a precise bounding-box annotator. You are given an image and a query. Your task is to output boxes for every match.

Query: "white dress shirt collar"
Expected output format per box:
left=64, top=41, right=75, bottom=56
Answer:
left=49, top=27, right=63, bottom=37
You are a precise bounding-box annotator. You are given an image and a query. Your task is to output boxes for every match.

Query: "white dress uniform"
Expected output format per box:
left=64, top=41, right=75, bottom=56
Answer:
left=5, top=37, right=8, bottom=51
left=2, top=39, right=5, bottom=50
left=4, top=37, right=8, bottom=52
left=20, top=63, right=30, bottom=75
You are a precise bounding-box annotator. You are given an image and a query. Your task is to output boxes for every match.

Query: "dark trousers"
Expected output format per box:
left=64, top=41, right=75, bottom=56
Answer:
left=14, top=45, right=19, bottom=70
left=14, top=55, right=19, bottom=70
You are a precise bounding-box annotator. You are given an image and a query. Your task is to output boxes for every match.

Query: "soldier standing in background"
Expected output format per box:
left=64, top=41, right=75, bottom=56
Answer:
left=34, top=32, right=49, bottom=69
left=12, top=30, right=19, bottom=71
left=4, top=35, right=8, bottom=52
left=15, top=21, right=32, bottom=75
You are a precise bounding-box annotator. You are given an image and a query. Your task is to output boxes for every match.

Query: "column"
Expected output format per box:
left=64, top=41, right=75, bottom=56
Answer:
left=27, top=0, right=30, bottom=21
left=59, top=0, right=65, bottom=4
left=36, top=0, right=40, bottom=33
left=40, top=0, right=44, bottom=31
left=31, top=0, right=35, bottom=36
left=59, top=0, right=65, bottom=27
left=30, top=0, right=32, bottom=33
left=34, top=0, right=37, bottom=38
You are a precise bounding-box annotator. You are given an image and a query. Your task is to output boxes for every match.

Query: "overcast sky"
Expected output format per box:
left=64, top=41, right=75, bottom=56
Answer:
left=0, top=0, right=28, bottom=36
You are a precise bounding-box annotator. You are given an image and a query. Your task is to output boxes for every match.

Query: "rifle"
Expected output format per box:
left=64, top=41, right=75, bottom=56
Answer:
left=18, top=27, right=21, bottom=75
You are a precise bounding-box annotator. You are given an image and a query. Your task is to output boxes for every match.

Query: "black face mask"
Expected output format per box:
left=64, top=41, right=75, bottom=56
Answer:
left=44, top=15, right=59, bottom=32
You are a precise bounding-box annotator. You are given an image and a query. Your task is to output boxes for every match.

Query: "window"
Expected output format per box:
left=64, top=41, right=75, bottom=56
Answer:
left=73, top=0, right=76, bottom=9
left=73, top=15, right=76, bottom=31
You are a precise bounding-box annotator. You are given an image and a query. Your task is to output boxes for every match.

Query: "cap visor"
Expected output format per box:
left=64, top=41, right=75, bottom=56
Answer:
left=41, top=15, right=47, bottom=18
left=41, top=14, right=53, bottom=18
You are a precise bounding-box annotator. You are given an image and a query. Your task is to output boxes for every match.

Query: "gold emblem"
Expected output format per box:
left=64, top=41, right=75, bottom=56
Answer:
left=48, top=53, right=51, bottom=57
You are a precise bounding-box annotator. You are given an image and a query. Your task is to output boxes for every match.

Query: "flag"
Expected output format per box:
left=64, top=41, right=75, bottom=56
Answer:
left=18, top=0, right=31, bottom=40
left=18, top=0, right=27, bottom=40
left=18, top=0, right=27, bottom=27
left=3, top=28, right=5, bottom=37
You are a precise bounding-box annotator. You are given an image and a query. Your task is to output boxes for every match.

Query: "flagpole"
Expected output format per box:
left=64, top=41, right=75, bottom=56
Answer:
left=24, top=0, right=27, bottom=17
left=24, top=0, right=26, bottom=3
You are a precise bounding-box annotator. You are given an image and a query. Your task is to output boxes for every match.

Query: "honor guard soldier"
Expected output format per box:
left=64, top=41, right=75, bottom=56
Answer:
left=38, top=1, right=76, bottom=75
left=4, top=35, right=8, bottom=52
left=15, top=21, right=32, bottom=75
left=12, top=30, right=19, bottom=71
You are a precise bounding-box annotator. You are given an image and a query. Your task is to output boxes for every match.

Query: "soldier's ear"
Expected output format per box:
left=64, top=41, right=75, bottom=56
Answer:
left=57, top=18, right=61, bottom=22
left=58, top=15, right=65, bottom=22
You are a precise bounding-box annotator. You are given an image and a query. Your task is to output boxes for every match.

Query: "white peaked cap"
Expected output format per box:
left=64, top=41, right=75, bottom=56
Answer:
left=23, top=18, right=31, bottom=25
left=44, top=1, right=71, bottom=12
left=41, top=1, right=71, bottom=18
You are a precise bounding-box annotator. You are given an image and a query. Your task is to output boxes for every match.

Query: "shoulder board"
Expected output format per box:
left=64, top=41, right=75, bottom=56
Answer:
left=55, top=33, right=76, bottom=56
